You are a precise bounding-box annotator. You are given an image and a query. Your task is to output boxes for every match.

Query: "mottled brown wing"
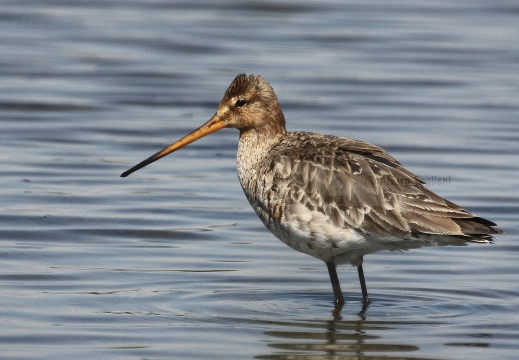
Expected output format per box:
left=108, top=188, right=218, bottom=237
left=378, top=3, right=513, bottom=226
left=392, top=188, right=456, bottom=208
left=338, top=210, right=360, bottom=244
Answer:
left=265, top=132, right=502, bottom=241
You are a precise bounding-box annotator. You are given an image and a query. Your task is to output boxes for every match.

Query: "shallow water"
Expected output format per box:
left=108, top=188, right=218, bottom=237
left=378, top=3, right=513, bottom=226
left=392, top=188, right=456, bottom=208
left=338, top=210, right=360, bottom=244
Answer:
left=1, top=0, right=518, bottom=359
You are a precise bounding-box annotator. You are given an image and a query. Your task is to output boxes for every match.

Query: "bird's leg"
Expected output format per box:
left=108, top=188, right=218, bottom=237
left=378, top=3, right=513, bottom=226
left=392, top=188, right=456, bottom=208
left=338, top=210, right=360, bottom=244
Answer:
left=326, top=262, right=345, bottom=308
left=357, top=263, right=370, bottom=306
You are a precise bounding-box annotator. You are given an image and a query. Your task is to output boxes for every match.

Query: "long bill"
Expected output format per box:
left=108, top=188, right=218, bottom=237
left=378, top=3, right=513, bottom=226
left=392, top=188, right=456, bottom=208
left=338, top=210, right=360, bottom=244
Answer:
left=121, top=114, right=225, bottom=177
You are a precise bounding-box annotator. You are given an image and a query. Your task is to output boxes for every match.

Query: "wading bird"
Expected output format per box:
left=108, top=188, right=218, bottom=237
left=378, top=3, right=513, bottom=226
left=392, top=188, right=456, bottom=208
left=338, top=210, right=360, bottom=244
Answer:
left=121, top=74, right=503, bottom=308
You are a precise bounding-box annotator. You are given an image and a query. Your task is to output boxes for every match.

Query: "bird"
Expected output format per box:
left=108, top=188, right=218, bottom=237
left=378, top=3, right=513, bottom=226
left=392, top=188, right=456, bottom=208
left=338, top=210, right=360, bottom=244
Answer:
left=121, top=74, right=503, bottom=309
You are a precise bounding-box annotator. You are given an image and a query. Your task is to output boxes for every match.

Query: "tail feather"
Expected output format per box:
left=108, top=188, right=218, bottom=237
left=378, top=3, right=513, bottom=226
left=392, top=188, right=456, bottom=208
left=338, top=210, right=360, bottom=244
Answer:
left=452, top=216, right=503, bottom=243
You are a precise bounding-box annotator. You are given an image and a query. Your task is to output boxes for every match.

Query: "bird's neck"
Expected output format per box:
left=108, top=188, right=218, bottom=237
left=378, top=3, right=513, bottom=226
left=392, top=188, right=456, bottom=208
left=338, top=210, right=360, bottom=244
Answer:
left=236, top=127, right=284, bottom=189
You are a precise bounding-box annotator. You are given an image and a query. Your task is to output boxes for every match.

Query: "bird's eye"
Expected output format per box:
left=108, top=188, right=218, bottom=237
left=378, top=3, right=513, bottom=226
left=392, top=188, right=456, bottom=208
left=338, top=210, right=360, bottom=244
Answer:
left=235, top=99, right=247, bottom=107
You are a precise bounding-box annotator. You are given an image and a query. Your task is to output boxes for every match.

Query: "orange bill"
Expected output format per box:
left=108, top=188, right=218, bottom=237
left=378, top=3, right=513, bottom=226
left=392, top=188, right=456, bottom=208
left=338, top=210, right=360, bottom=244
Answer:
left=121, top=114, right=224, bottom=177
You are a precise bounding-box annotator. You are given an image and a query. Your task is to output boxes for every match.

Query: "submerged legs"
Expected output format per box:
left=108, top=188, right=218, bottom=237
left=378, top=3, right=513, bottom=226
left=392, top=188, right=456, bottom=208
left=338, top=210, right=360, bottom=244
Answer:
left=326, top=261, right=370, bottom=308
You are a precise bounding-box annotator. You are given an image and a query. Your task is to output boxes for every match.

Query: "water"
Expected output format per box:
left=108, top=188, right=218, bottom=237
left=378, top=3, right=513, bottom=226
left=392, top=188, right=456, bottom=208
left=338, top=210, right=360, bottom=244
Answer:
left=1, top=0, right=518, bottom=359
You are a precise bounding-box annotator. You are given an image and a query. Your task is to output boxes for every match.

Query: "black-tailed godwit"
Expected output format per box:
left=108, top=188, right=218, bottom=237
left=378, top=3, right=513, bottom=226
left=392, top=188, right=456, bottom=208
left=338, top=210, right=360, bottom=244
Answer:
left=121, top=74, right=503, bottom=308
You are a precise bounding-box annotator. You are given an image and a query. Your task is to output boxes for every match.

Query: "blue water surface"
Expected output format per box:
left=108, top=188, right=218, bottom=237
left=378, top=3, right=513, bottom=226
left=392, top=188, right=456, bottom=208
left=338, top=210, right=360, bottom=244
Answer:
left=1, top=1, right=518, bottom=359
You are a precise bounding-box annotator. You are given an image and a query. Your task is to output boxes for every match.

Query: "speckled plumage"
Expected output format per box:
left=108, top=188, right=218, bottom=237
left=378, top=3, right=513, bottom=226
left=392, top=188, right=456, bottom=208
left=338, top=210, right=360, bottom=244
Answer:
left=121, top=74, right=503, bottom=309
left=239, top=130, right=501, bottom=267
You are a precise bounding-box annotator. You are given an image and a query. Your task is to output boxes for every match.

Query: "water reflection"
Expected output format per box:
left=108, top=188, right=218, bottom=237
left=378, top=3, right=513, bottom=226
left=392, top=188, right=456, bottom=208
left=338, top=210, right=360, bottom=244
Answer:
left=257, top=316, right=428, bottom=360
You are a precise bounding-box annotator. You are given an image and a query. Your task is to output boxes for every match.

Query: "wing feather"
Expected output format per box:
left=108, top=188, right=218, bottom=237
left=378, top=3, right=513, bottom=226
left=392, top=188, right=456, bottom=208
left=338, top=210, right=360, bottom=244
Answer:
left=262, top=132, right=502, bottom=241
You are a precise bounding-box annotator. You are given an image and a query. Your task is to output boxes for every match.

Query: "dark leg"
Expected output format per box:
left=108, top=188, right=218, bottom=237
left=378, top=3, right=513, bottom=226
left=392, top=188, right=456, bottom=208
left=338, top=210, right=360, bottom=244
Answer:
left=326, top=262, right=344, bottom=308
left=357, top=263, right=370, bottom=305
